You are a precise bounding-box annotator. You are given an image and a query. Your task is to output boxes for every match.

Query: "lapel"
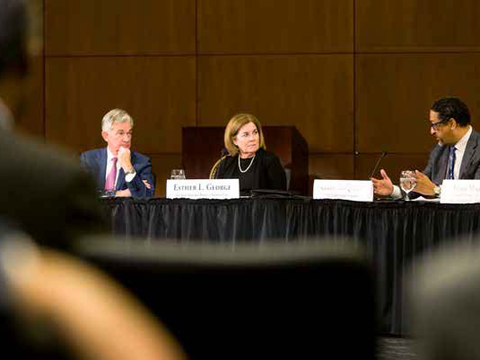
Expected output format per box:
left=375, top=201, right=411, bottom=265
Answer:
left=434, top=147, right=449, bottom=184
left=98, top=148, right=107, bottom=189
left=116, top=168, right=126, bottom=190
left=459, top=130, right=479, bottom=179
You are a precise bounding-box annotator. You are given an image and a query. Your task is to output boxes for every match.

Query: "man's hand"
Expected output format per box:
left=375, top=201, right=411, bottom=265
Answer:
left=118, top=147, right=133, bottom=172
left=115, top=189, right=132, bottom=197
left=413, top=170, right=435, bottom=196
left=142, top=180, right=151, bottom=189
left=371, top=169, right=394, bottom=197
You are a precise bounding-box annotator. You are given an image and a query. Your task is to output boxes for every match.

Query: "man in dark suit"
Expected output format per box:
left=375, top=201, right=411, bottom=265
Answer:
left=0, top=0, right=105, bottom=249
left=80, top=109, right=155, bottom=198
left=372, top=97, right=480, bottom=198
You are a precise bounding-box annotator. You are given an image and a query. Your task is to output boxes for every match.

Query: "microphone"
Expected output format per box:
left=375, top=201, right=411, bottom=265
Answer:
left=369, top=151, right=388, bottom=179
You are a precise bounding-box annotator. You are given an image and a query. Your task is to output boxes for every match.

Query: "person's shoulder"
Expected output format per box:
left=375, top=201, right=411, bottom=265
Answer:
left=4, top=131, right=76, bottom=165
left=131, top=150, right=151, bottom=163
left=470, top=128, right=480, bottom=141
left=81, top=148, right=103, bottom=155
left=220, top=154, right=236, bottom=166
left=223, top=154, right=236, bottom=161
left=0, top=131, right=91, bottom=179
left=216, top=155, right=236, bottom=173
left=429, top=143, right=444, bottom=156
left=258, top=148, right=280, bottom=161
left=80, top=148, right=104, bottom=159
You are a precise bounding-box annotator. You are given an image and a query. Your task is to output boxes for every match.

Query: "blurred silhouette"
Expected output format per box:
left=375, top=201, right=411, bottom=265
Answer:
left=0, top=0, right=106, bottom=249
left=0, top=232, right=185, bottom=360
left=409, top=240, right=480, bottom=360
left=77, top=237, right=377, bottom=359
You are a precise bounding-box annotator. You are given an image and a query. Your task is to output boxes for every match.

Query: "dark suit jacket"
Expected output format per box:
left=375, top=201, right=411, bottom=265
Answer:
left=0, top=130, right=106, bottom=250
left=424, top=128, right=480, bottom=183
left=80, top=148, right=155, bottom=198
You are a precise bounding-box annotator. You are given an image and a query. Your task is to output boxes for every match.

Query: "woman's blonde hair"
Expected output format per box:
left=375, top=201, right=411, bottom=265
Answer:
left=224, top=114, right=266, bottom=156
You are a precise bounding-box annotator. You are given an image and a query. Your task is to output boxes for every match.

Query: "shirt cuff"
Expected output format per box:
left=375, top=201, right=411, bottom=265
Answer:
left=391, top=185, right=402, bottom=200
left=125, top=172, right=136, bottom=182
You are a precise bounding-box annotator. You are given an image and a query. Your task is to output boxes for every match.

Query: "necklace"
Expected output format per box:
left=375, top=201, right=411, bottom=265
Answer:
left=238, top=154, right=256, bottom=173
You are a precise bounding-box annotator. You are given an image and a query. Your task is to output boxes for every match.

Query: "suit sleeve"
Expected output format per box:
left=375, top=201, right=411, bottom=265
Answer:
left=422, top=144, right=447, bottom=184
left=422, top=149, right=436, bottom=180
left=474, top=164, right=480, bottom=179
left=79, top=152, right=91, bottom=172
left=126, top=156, right=155, bottom=198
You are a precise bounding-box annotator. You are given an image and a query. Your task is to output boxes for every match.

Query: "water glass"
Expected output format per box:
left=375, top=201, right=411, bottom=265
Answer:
left=399, top=170, right=417, bottom=201
left=171, top=169, right=186, bottom=180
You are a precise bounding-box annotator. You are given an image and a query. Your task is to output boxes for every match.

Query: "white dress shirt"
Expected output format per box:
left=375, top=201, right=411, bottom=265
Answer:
left=106, top=147, right=136, bottom=188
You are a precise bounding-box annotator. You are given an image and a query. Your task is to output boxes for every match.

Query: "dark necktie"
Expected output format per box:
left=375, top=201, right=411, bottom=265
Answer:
left=447, top=146, right=456, bottom=180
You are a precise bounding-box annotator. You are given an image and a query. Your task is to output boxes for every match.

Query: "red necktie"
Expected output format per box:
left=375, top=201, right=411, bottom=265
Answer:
left=105, top=157, right=118, bottom=190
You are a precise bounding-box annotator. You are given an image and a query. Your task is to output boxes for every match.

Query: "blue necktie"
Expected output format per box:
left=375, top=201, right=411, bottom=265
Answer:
left=447, top=146, right=456, bottom=180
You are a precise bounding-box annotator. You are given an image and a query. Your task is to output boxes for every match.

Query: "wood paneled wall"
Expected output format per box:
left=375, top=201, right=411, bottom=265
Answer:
left=24, top=0, right=480, bottom=196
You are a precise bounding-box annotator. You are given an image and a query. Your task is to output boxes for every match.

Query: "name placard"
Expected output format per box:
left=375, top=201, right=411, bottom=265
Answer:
left=166, top=179, right=239, bottom=199
left=441, top=180, right=480, bottom=204
left=313, top=180, right=373, bottom=202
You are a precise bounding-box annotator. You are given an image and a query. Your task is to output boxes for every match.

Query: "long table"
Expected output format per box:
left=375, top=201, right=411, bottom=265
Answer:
left=99, top=197, right=480, bottom=335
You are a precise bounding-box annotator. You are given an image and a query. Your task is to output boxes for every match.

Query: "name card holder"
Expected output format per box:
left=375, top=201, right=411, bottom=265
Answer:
left=313, top=180, right=373, bottom=202
left=441, top=180, right=480, bottom=204
left=166, top=179, right=239, bottom=199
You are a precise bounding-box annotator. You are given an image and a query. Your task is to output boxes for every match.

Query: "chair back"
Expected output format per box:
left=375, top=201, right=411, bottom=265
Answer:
left=78, top=238, right=376, bottom=359
left=209, top=156, right=226, bottom=179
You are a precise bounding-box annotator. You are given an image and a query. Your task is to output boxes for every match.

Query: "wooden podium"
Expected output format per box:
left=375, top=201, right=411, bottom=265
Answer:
left=182, top=126, right=309, bottom=195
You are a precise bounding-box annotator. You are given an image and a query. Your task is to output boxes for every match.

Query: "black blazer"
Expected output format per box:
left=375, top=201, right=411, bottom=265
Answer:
left=216, top=148, right=287, bottom=193
left=424, top=128, right=480, bottom=184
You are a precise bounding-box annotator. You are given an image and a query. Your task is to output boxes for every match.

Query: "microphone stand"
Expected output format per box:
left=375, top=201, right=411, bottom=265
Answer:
left=369, top=151, right=388, bottom=179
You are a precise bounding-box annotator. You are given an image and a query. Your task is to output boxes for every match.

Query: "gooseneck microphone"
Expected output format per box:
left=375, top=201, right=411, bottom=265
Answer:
left=369, top=151, right=388, bottom=179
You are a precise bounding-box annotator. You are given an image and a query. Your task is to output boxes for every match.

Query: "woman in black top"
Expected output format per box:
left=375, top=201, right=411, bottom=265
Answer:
left=215, top=114, right=287, bottom=195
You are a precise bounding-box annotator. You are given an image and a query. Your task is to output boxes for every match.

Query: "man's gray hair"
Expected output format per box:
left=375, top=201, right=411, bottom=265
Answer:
left=101, top=109, right=134, bottom=132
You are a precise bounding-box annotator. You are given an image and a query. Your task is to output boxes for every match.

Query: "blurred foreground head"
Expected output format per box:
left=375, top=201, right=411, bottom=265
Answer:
left=0, top=236, right=186, bottom=360
left=0, top=0, right=28, bottom=81
left=409, top=240, right=480, bottom=360
left=0, top=0, right=41, bottom=123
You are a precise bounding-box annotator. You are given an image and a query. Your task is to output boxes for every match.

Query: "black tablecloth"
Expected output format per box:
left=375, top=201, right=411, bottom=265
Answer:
left=100, top=197, right=480, bottom=335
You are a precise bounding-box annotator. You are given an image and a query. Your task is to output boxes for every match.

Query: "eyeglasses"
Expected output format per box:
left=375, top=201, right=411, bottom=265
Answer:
left=430, top=118, right=450, bottom=130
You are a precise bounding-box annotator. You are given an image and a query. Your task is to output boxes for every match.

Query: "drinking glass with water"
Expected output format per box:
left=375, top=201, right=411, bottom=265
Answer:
left=170, top=169, right=186, bottom=180
left=400, top=170, right=417, bottom=201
